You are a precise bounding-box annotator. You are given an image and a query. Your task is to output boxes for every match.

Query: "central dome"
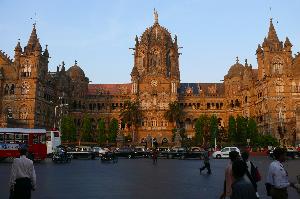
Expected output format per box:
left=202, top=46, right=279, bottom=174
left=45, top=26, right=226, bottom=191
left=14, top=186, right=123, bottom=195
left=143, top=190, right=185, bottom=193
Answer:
left=226, top=58, right=245, bottom=78
left=67, top=61, right=85, bottom=80
left=140, top=23, right=173, bottom=45
left=139, top=10, right=173, bottom=45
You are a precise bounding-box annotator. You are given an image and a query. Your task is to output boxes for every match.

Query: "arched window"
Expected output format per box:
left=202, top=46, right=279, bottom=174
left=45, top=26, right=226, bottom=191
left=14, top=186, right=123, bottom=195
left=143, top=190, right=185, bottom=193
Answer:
left=272, top=57, right=284, bottom=75
left=10, top=84, right=15, bottom=95
left=19, top=105, right=28, bottom=120
left=4, top=84, right=9, bottom=95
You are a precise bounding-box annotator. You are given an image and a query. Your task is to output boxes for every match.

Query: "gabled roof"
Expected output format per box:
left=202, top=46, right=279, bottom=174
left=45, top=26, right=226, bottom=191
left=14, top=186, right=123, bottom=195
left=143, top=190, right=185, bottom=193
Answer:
left=88, top=83, right=131, bottom=95
left=179, top=83, right=224, bottom=96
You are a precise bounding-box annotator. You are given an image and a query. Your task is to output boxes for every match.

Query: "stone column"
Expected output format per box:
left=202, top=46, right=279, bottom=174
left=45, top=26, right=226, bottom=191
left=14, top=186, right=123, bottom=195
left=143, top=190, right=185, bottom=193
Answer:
left=295, top=107, right=300, bottom=145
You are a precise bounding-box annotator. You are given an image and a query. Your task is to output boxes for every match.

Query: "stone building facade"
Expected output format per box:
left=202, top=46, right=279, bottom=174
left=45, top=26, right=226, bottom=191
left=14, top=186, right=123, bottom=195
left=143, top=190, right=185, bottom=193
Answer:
left=1, top=13, right=300, bottom=145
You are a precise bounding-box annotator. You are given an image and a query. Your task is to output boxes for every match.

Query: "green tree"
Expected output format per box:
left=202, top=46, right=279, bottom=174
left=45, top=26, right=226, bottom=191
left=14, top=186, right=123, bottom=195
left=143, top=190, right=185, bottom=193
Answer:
left=81, top=115, right=93, bottom=142
left=164, top=101, right=184, bottom=128
left=61, top=115, right=77, bottom=142
left=209, top=114, right=218, bottom=146
left=194, top=119, right=203, bottom=145
left=247, top=118, right=258, bottom=144
left=97, top=119, right=107, bottom=144
left=235, top=116, right=248, bottom=144
left=120, top=100, right=143, bottom=143
left=256, top=134, right=279, bottom=147
left=194, top=114, right=210, bottom=146
left=108, top=118, right=119, bottom=143
left=228, top=115, right=236, bottom=143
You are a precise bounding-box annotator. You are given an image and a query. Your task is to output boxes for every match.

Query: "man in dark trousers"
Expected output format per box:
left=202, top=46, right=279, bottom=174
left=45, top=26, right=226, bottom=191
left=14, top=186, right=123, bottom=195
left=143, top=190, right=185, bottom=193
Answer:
left=266, top=147, right=296, bottom=199
left=200, top=149, right=211, bottom=174
left=9, top=147, right=36, bottom=199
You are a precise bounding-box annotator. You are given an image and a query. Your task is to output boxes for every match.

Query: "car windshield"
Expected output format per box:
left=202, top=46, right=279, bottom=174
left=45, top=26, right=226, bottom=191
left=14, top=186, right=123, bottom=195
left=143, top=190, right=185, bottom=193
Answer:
left=221, top=148, right=229, bottom=152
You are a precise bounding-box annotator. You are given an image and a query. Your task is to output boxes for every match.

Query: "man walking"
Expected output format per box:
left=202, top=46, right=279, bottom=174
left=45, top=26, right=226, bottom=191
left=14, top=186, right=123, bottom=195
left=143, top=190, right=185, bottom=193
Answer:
left=9, top=147, right=36, bottom=199
left=266, top=147, right=295, bottom=199
left=200, top=150, right=211, bottom=174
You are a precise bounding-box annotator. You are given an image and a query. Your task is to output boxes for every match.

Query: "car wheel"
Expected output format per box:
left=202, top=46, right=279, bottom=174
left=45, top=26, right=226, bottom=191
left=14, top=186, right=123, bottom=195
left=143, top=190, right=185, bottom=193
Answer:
left=216, top=154, right=221, bottom=159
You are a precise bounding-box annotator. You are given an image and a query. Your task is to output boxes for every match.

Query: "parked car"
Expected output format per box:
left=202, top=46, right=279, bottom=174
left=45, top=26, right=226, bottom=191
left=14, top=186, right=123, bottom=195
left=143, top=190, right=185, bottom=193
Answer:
left=166, top=147, right=187, bottom=159
left=115, top=147, right=136, bottom=158
left=92, top=147, right=108, bottom=157
left=68, top=146, right=96, bottom=159
left=157, top=147, right=170, bottom=158
left=212, top=147, right=240, bottom=159
left=101, top=152, right=118, bottom=163
left=134, top=146, right=150, bottom=158
left=269, top=146, right=299, bottom=159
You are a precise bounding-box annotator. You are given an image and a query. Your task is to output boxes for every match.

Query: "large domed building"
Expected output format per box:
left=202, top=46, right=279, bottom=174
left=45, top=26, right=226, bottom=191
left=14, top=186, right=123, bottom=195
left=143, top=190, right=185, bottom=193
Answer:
left=0, top=13, right=299, bottom=146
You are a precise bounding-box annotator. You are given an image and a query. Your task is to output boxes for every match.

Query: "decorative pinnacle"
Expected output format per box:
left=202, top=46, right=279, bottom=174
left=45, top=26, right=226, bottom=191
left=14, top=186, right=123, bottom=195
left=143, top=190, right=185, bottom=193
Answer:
left=236, top=56, right=239, bottom=63
left=75, top=60, right=77, bottom=65
left=154, top=8, right=158, bottom=24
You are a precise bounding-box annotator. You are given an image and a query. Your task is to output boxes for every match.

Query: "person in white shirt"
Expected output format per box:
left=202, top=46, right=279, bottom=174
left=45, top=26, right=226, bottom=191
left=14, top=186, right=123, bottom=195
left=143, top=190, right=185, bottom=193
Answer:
left=266, top=147, right=295, bottom=199
left=9, top=147, right=36, bottom=199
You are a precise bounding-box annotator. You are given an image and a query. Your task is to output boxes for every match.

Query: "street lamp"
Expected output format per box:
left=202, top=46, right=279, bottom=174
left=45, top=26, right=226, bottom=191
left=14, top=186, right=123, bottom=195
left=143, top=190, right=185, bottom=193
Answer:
left=54, top=96, right=68, bottom=131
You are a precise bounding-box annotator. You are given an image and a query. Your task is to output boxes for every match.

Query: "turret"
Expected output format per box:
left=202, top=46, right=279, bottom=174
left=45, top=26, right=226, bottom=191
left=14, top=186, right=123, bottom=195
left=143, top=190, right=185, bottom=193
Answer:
left=284, top=37, right=292, bottom=52
left=14, top=39, right=22, bottom=61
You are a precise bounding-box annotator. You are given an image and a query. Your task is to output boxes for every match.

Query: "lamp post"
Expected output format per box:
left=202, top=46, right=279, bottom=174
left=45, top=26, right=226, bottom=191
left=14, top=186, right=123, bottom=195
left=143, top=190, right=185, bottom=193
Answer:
left=54, top=96, right=68, bottom=131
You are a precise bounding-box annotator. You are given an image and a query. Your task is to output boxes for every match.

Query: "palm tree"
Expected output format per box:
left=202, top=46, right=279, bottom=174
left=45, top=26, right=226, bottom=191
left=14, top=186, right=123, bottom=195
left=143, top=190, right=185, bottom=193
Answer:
left=164, top=101, right=184, bottom=129
left=120, top=100, right=143, bottom=143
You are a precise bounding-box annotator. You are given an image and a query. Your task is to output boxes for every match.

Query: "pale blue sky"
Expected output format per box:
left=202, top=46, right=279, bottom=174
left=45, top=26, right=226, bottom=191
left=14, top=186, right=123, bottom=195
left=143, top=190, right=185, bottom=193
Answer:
left=0, top=0, right=299, bottom=83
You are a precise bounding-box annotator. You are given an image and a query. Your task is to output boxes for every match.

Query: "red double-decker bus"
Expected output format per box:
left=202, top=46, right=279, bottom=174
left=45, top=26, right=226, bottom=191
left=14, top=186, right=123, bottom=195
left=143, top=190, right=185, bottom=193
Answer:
left=0, top=128, right=47, bottom=161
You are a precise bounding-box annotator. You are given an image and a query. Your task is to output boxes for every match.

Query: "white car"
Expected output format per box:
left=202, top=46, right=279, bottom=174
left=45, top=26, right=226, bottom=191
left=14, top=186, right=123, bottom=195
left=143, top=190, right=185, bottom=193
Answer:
left=212, top=147, right=240, bottom=159
left=92, top=147, right=107, bottom=157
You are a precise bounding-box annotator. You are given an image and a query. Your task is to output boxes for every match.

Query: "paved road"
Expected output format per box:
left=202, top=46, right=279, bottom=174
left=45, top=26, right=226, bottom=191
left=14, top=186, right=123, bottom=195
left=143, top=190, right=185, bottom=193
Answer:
left=0, top=157, right=299, bottom=199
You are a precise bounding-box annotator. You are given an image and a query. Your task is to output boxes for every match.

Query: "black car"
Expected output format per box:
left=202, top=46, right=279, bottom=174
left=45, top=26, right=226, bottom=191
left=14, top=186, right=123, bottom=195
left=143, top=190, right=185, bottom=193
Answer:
left=115, top=148, right=136, bottom=158
left=134, top=147, right=150, bottom=158
left=166, top=147, right=187, bottom=159
left=101, top=152, right=118, bottom=163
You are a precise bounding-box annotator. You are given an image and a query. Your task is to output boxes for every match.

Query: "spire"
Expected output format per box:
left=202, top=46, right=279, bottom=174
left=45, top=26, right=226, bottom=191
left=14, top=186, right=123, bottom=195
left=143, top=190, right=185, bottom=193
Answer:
left=154, top=8, right=158, bottom=24
left=25, top=23, right=41, bottom=54
left=27, top=23, right=39, bottom=46
left=267, top=18, right=280, bottom=44
left=43, top=44, right=49, bottom=57
left=284, top=37, right=292, bottom=47
left=256, top=44, right=263, bottom=54
left=14, top=39, right=22, bottom=52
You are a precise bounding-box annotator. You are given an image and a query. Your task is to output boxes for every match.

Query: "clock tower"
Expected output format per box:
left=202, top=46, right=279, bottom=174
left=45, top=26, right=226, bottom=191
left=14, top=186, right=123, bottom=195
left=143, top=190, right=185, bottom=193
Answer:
left=130, top=10, right=180, bottom=143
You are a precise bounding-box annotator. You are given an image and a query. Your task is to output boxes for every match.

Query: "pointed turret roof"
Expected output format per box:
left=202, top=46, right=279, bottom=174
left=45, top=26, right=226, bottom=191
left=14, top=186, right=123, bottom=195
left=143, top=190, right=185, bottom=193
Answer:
left=27, top=23, right=39, bottom=46
left=267, top=19, right=280, bottom=44
left=284, top=37, right=292, bottom=47
left=43, top=44, right=49, bottom=57
left=25, top=23, right=41, bottom=54
left=14, top=40, right=22, bottom=52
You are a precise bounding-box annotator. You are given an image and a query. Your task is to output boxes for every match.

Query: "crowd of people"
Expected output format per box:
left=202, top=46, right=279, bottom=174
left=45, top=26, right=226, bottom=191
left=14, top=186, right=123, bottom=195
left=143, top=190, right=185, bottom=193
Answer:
left=216, top=148, right=299, bottom=199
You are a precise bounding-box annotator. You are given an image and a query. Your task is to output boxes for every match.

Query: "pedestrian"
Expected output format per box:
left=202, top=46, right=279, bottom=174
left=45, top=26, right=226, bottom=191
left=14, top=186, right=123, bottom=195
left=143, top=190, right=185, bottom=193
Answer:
left=220, top=150, right=239, bottom=199
left=152, top=148, right=158, bottom=165
left=266, top=147, right=296, bottom=199
left=9, top=147, right=36, bottom=199
left=231, top=159, right=258, bottom=199
left=241, top=151, right=260, bottom=198
left=200, top=150, right=211, bottom=174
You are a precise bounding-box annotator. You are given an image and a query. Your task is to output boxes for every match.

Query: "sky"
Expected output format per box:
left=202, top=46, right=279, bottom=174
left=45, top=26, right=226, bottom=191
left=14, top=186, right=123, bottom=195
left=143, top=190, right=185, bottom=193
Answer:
left=0, top=0, right=299, bottom=84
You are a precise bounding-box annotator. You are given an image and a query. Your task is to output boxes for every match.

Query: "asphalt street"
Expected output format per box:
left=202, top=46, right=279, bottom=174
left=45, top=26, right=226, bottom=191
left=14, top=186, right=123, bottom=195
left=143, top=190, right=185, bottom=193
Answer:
left=0, top=157, right=299, bottom=199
